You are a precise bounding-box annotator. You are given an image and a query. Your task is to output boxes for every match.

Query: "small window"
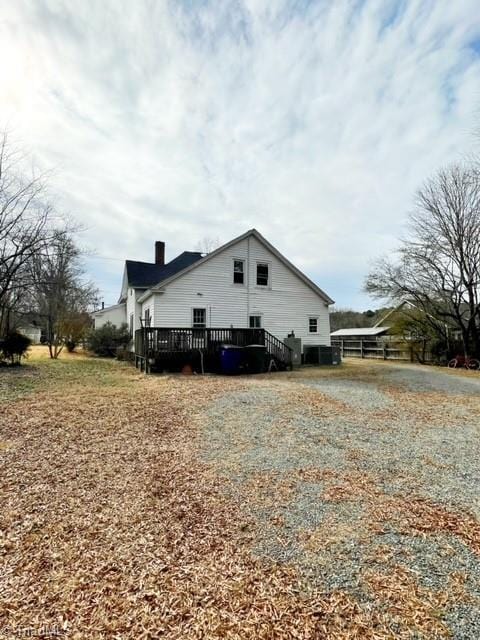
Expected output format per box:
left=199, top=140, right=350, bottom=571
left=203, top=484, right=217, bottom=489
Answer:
left=129, top=313, right=134, bottom=336
left=256, top=263, right=269, bottom=286
left=249, top=315, right=262, bottom=328
left=309, top=317, right=318, bottom=333
left=144, top=308, right=151, bottom=327
left=193, top=308, right=206, bottom=328
left=233, top=259, right=244, bottom=284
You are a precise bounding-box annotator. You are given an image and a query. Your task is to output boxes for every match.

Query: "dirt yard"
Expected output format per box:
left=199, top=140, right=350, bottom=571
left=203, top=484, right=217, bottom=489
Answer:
left=1, top=351, right=479, bottom=639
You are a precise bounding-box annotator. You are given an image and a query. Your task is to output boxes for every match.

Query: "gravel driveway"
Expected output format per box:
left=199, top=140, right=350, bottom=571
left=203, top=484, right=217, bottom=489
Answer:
left=200, top=361, right=480, bottom=639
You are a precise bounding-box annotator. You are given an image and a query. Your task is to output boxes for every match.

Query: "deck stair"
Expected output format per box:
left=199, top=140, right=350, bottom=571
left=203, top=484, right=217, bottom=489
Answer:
left=134, top=327, right=292, bottom=373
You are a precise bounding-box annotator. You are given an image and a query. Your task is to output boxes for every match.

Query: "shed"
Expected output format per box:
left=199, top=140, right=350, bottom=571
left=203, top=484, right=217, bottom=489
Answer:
left=330, top=327, right=390, bottom=339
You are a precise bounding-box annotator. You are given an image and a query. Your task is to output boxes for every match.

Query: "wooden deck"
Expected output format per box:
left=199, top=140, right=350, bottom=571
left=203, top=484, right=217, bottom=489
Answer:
left=134, top=327, right=292, bottom=373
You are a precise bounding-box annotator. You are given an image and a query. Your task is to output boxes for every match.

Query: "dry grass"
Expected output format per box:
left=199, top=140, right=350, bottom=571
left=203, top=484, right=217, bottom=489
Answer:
left=1, top=355, right=479, bottom=638
left=0, top=357, right=401, bottom=639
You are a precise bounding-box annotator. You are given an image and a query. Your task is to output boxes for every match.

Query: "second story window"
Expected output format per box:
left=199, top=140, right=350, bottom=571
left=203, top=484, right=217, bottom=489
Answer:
left=309, top=317, right=318, bottom=333
left=256, top=262, right=269, bottom=286
left=233, top=259, right=244, bottom=284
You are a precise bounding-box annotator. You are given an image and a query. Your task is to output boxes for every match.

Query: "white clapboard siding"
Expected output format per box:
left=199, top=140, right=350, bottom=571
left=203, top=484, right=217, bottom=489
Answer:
left=142, top=234, right=330, bottom=349
left=92, top=303, right=126, bottom=329
left=126, top=288, right=143, bottom=336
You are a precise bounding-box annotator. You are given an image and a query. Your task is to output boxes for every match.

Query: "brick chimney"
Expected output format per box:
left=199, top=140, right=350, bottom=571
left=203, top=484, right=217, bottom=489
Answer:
left=155, top=241, right=165, bottom=265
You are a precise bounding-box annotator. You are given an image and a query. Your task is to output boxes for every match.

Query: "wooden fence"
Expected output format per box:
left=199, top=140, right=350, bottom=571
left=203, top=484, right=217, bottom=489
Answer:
left=331, top=338, right=433, bottom=362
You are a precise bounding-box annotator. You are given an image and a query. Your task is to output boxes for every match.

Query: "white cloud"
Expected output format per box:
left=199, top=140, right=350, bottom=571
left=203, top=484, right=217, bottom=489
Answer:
left=0, top=0, right=479, bottom=307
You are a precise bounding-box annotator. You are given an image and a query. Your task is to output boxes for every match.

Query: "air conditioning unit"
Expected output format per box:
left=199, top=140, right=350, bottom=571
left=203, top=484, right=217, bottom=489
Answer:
left=304, top=345, right=341, bottom=366
left=284, top=336, right=302, bottom=368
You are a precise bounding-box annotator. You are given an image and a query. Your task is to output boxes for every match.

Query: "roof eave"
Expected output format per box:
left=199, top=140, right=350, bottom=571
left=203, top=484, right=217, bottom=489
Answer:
left=92, top=302, right=126, bottom=316
left=249, top=229, right=335, bottom=305
left=139, top=228, right=334, bottom=305
left=138, top=288, right=165, bottom=303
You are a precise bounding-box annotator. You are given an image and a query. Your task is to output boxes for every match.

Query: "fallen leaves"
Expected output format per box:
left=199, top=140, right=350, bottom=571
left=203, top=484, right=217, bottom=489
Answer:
left=0, top=362, right=393, bottom=639
left=1, top=357, right=479, bottom=638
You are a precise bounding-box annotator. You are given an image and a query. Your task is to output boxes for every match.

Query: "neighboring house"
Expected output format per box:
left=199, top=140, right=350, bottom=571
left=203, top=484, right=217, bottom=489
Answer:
left=93, top=229, right=334, bottom=353
left=19, top=323, right=42, bottom=344
left=329, top=301, right=444, bottom=342
left=92, top=303, right=128, bottom=330
left=17, top=323, right=42, bottom=344
left=374, top=301, right=454, bottom=339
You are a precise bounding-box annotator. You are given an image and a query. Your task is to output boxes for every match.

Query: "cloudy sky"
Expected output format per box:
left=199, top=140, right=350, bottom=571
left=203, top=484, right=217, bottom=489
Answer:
left=1, top=0, right=479, bottom=309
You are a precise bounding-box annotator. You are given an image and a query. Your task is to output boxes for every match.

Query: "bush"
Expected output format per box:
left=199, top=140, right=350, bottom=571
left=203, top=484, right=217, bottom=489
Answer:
left=429, top=338, right=464, bottom=364
left=65, top=340, right=76, bottom=353
left=0, top=331, right=31, bottom=365
left=87, top=322, right=131, bottom=357
left=115, top=347, right=135, bottom=362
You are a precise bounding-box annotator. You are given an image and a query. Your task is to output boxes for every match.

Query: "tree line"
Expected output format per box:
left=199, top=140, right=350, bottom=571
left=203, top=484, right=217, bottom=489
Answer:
left=329, top=308, right=392, bottom=333
left=0, top=132, right=98, bottom=360
left=364, top=163, right=480, bottom=359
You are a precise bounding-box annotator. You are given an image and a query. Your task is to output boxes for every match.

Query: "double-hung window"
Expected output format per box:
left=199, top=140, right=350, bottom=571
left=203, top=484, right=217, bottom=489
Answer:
left=192, top=308, right=206, bottom=328
left=233, top=259, right=245, bottom=284
left=256, top=262, right=269, bottom=287
left=249, top=315, right=262, bottom=328
left=309, top=317, right=318, bottom=333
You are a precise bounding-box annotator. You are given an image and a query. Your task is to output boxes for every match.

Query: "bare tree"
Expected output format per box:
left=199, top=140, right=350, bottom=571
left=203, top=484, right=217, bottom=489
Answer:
left=30, top=230, right=99, bottom=358
left=0, top=131, right=52, bottom=334
left=365, top=164, right=480, bottom=356
left=195, top=236, right=221, bottom=254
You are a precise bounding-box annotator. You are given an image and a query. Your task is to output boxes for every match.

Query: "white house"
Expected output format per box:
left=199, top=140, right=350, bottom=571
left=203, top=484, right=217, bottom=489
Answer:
left=92, top=229, right=334, bottom=354
left=17, top=323, right=42, bottom=344
left=92, top=302, right=128, bottom=330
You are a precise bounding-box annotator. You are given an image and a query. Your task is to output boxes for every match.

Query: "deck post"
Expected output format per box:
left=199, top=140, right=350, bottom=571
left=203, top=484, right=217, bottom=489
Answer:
left=143, top=327, right=148, bottom=374
left=132, top=327, right=291, bottom=373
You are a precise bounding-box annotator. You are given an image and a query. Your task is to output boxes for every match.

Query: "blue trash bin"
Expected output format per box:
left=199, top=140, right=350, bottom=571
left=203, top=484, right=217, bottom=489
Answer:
left=220, top=344, right=244, bottom=375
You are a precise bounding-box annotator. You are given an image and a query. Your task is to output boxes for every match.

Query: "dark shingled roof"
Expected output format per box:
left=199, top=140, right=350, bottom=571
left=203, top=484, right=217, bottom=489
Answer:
left=125, top=251, right=203, bottom=289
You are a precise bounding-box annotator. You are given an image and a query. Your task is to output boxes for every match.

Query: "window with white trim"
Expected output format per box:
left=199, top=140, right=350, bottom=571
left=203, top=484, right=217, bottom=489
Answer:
left=233, top=259, right=245, bottom=284
left=256, top=262, right=269, bottom=286
left=144, top=308, right=151, bottom=327
left=192, top=308, right=206, bottom=328
left=309, top=317, right=318, bottom=333
left=249, top=315, right=262, bottom=328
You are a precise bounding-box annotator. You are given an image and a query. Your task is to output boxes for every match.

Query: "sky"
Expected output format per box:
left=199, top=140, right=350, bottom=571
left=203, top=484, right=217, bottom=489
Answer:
left=1, top=0, right=480, bottom=309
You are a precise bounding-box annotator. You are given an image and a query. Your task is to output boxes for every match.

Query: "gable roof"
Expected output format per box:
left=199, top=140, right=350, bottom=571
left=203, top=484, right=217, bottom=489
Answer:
left=330, top=326, right=390, bottom=337
left=91, top=302, right=126, bottom=317
left=125, top=251, right=203, bottom=289
left=373, top=301, right=409, bottom=328
left=138, top=229, right=334, bottom=305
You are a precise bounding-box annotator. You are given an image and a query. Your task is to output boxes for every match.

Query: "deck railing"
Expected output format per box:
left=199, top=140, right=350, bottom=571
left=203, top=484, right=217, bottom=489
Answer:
left=135, top=327, right=292, bottom=370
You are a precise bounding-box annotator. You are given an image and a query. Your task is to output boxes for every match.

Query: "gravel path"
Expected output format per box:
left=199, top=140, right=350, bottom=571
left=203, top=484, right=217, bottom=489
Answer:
left=378, top=362, right=480, bottom=395
left=200, top=361, right=480, bottom=639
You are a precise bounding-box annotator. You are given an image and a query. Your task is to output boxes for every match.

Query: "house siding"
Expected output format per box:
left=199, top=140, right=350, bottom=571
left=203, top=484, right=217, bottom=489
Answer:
left=92, top=303, right=126, bottom=329
left=126, top=288, right=143, bottom=339
left=143, top=235, right=330, bottom=350
left=142, top=298, right=154, bottom=327
left=18, top=325, right=42, bottom=344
